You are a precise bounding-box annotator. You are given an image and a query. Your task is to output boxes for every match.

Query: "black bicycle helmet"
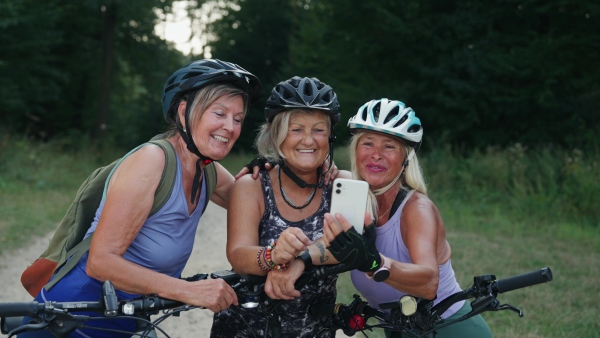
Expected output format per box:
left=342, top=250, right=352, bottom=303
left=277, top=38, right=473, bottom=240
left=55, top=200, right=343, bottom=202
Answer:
left=264, top=76, right=340, bottom=124
left=161, top=59, right=262, bottom=205
left=162, top=59, right=263, bottom=123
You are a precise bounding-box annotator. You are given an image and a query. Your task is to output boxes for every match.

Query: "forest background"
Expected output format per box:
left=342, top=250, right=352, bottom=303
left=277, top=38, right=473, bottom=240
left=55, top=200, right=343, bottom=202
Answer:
left=1, top=1, right=599, bottom=337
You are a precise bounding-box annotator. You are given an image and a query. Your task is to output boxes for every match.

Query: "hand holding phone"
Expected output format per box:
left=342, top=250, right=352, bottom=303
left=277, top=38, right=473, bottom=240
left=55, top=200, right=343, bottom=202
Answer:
left=329, top=178, right=369, bottom=234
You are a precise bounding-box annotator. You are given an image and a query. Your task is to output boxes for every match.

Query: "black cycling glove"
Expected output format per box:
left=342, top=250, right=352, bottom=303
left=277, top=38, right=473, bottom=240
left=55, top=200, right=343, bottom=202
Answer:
left=243, top=157, right=271, bottom=174
left=327, top=223, right=381, bottom=272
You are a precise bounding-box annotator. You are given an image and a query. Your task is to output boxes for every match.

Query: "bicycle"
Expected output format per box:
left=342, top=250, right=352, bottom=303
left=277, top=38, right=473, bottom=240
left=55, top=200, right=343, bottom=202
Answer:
left=0, top=265, right=552, bottom=338
left=310, top=267, right=553, bottom=337
left=0, top=264, right=349, bottom=338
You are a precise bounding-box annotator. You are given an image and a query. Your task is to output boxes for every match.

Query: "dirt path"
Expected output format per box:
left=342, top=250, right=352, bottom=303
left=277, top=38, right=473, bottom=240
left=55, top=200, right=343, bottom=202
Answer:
left=0, top=203, right=349, bottom=337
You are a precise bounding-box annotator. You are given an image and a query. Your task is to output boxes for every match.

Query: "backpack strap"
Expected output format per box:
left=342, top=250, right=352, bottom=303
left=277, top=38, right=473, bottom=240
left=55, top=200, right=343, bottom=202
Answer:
left=148, top=139, right=177, bottom=216
left=201, top=161, right=217, bottom=214
left=45, top=139, right=178, bottom=291
left=45, top=235, right=94, bottom=291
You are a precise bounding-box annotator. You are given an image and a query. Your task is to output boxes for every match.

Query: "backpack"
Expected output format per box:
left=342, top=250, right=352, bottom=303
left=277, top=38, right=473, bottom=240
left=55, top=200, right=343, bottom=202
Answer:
left=20, top=138, right=217, bottom=297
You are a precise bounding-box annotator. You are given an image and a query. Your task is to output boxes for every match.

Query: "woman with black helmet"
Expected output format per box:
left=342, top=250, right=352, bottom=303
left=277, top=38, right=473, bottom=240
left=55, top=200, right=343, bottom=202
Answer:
left=19, top=59, right=263, bottom=338
left=322, top=99, right=493, bottom=338
left=211, top=76, right=347, bottom=338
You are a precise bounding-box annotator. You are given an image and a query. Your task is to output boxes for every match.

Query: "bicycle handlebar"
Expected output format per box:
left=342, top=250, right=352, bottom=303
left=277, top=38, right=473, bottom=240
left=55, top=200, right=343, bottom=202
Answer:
left=0, top=300, right=107, bottom=319
left=6, top=265, right=551, bottom=338
left=0, top=264, right=350, bottom=337
left=494, top=266, right=552, bottom=294
left=310, top=267, right=553, bottom=338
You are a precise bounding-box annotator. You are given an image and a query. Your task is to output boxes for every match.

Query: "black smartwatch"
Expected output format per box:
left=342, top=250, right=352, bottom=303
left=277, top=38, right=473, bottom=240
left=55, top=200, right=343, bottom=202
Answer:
left=367, top=254, right=391, bottom=282
left=296, top=250, right=313, bottom=271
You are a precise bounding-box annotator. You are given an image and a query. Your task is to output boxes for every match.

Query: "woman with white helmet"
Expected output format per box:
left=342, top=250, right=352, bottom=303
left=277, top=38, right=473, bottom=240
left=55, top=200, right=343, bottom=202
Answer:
left=323, top=98, right=493, bottom=337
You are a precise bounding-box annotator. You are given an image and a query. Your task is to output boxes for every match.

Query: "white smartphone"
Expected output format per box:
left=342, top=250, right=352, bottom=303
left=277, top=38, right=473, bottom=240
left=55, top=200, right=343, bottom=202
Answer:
left=330, top=178, right=369, bottom=234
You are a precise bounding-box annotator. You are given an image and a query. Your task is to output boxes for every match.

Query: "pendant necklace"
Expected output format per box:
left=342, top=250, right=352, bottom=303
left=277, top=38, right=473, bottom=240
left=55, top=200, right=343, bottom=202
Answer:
left=278, top=166, right=318, bottom=210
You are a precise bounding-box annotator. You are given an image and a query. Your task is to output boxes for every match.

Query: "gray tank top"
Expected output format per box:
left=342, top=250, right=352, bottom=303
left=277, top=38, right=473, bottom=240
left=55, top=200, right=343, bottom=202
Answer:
left=350, top=189, right=465, bottom=318
left=85, top=152, right=206, bottom=278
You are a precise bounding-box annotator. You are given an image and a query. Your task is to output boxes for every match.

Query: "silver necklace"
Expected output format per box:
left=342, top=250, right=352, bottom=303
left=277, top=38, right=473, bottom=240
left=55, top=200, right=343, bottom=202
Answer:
left=278, top=166, right=318, bottom=209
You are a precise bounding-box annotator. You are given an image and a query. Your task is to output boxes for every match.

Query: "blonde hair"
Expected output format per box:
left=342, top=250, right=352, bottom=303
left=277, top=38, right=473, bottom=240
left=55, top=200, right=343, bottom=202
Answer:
left=255, top=109, right=331, bottom=163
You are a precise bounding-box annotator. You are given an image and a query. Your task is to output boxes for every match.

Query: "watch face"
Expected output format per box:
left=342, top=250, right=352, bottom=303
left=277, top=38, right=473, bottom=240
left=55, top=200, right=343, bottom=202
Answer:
left=374, top=269, right=390, bottom=282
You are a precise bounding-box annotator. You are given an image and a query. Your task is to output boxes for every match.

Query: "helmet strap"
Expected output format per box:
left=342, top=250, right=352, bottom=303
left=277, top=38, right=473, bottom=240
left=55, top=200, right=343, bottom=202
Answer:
left=281, top=163, right=322, bottom=188
left=190, top=158, right=204, bottom=204
left=176, top=93, right=215, bottom=205
left=280, top=128, right=334, bottom=189
left=322, top=131, right=336, bottom=176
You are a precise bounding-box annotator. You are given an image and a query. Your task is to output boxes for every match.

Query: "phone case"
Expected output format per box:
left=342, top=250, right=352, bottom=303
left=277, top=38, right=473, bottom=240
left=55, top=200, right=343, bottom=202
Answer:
left=330, top=178, right=369, bottom=234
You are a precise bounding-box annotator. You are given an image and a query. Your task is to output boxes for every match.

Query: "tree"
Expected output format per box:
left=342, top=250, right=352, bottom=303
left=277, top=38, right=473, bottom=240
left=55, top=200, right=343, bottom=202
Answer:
left=0, top=0, right=186, bottom=147
left=204, top=0, right=294, bottom=151
left=264, top=0, right=600, bottom=149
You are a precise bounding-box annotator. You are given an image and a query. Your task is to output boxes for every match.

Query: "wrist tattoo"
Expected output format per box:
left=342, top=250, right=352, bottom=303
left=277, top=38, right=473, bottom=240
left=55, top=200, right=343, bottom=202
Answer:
left=315, top=242, right=329, bottom=263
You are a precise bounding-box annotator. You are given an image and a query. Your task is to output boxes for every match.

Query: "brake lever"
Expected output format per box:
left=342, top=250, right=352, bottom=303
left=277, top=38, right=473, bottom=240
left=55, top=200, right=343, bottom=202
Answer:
left=473, top=295, right=524, bottom=318
left=496, top=303, right=524, bottom=317
left=8, top=321, right=51, bottom=337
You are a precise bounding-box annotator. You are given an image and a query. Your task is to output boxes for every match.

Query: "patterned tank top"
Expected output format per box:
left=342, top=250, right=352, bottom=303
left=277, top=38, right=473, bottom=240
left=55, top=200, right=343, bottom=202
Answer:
left=211, top=171, right=338, bottom=338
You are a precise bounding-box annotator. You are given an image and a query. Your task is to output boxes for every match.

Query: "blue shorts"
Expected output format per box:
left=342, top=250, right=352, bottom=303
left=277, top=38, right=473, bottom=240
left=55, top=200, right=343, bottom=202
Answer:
left=18, top=254, right=141, bottom=338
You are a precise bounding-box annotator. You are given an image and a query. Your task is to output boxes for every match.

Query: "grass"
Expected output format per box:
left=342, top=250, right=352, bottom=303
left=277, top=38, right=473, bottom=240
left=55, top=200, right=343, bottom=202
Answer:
left=0, top=136, right=122, bottom=254
left=0, top=136, right=598, bottom=337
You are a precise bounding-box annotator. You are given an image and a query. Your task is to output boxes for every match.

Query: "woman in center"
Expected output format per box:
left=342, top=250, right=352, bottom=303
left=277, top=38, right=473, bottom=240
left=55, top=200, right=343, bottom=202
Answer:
left=210, top=76, right=344, bottom=337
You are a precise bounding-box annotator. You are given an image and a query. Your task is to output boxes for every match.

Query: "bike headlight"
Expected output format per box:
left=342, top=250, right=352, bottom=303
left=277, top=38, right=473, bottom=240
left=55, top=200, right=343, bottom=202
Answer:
left=122, top=303, right=135, bottom=315
left=240, top=294, right=260, bottom=309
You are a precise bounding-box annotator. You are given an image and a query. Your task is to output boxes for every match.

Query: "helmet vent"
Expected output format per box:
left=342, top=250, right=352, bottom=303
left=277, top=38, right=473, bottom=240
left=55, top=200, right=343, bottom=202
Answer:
left=384, top=106, right=400, bottom=124
left=372, top=102, right=381, bottom=121
left=282, top=87, right=295, bottom=100
left=360, top=106, right=369, bottom=121
left=303, top=81, right=314, bottom=97
left=408, top=124, right=422, bottom=133
left=393, top=114, right=408, bottom=128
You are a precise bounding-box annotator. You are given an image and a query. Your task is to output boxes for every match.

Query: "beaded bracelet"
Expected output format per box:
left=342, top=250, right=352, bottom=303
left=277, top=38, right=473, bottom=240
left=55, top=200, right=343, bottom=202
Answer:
left=265, top=240, right=289, bottom=271
left=256, top=247, right=270, bottom=271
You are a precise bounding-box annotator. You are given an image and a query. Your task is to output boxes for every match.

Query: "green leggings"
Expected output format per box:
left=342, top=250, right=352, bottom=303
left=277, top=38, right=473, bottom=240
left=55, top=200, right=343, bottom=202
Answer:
left=385, top=301, right=493, bottom=338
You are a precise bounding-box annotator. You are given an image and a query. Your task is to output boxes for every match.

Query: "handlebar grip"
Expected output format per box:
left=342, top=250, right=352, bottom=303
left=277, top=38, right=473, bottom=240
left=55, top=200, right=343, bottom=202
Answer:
left=495, top=267, right=553, bottom=294
left=356, top=302, right=387, bottom=319
left=294, top=264, right=351, bottom=291
left=154, top=298, right=185, bottom=310
left=311, top=263, right=350, bottom=278
left=0, top=302, right=41, bottom=317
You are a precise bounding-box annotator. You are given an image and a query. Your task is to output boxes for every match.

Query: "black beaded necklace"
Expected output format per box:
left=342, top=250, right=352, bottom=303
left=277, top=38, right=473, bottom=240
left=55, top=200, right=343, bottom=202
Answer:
left=278, top=166, right=320, bottom=209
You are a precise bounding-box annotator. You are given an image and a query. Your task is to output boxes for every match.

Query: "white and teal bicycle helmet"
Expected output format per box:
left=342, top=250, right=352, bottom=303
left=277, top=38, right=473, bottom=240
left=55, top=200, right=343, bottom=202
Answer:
left=348, top=98, right=423, bottom=149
